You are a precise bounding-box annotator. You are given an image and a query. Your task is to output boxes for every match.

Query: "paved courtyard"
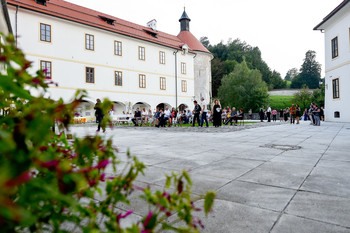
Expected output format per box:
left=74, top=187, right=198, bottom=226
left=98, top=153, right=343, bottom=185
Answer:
left=71, top=121, right=350, bottom=233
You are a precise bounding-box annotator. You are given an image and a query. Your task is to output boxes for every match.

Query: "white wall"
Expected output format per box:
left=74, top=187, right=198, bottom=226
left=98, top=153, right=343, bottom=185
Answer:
left=194, top=51, right=213, bottom=104
left=322, top=3, right=350, bottom=122
left=8, top=5, right=196, bottom=111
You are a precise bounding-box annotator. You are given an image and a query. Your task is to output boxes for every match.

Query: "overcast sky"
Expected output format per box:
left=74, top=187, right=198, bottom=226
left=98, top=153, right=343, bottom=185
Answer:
left=67, top=0, right=341, bottom=78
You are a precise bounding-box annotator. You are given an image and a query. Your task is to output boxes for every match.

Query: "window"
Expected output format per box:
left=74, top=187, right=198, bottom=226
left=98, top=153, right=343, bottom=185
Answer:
left=181, top=62, right=186, bottom=74
left=181, top=80, right=187, bottom=92
left=139, top=74, right=146, bottom=88
left=159, top=51, right=165, bottom=64
left=114, top=41, right=122, bottom=56
left=86, top=67, right=94, bottom=83
left=40, top=23, right=51, bottom=42
left=85, top=34, right=94, bottom=51
left=40, top=60, right=52, bottom=79
left=160, top=77, right=166, bottom=90
left=332, top=78, right=339, bottom=99
left=331, top=37, right=338, bottom=59
left=115, top=71, right=122, bottom=86
left=138, top=46, right=145, bottom=60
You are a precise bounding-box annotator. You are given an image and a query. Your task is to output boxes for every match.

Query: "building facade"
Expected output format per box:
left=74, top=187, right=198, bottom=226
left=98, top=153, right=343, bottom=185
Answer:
left=6, top=0, right=212, bottom=117
left=314, top=0, right=350, bottom=122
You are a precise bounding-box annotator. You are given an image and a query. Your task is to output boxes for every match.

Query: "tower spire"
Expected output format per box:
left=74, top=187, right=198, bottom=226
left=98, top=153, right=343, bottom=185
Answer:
left=179, top=8, right=191, bottom=31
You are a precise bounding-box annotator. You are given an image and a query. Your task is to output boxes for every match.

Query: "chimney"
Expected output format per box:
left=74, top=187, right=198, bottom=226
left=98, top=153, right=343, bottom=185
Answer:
left=147, top=19, right=157, bottom=31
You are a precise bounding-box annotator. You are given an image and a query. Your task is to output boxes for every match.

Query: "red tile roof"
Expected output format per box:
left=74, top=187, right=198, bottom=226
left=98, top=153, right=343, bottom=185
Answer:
left=177, top=30, right=210, bottom=54
left=314, top=0, right=350, bottom=30
left=6, top=0, right=203, bottom=52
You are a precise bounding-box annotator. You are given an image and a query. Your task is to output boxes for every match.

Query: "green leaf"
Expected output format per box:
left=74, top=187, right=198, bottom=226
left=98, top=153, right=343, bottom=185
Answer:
left=204, top=191, right=216, bottom=216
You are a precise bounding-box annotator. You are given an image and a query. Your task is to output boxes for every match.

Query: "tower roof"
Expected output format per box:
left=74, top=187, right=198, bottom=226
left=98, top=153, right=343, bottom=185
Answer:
left=179, top=8, right=191, bottom=22
left=177, top=30, right=210, bottom=54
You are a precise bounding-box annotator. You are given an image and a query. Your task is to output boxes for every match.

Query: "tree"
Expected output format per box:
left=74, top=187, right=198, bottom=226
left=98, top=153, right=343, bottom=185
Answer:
left=199, top=36, right=210, bottom=48
left=218, top=60, right=269, bottom=112
left=211, top=58, right=225, bottom=97
left=284, top=68, right=298, bottom=81
left=292, top=85, right=312, bottom=110
left=209, top=38, right=285, bottom=95
left=291, top=50, right=321, bottom=89
left=311, top=78, right=325, bottom=107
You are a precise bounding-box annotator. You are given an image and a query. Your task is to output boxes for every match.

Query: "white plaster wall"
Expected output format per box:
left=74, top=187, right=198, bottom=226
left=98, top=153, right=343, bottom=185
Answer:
left=324, top=64, right=350, bottom=122
left=194, top=51, right=212, bottom=104
left=8, top=6, right=195, bottom=111
left=322, top=3, right=350, bottom=122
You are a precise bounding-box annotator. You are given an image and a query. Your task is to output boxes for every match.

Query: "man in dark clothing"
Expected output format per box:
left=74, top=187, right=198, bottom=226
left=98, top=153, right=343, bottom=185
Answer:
left=132, top=108, right=142, bottom=126
left=192, top=100, right=201, bottom=127
left=94, top=99, right=104, bottom=132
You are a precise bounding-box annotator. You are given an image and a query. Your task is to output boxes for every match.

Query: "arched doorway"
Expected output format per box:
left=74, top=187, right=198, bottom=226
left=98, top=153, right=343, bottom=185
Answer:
left=132, top=102, right=151, bottom=112
left=156, top=103, right=172, bottom=111
left=75, top=100, right=95, bottom=117
left=178, top=104, right=188, bottom=112
left=111, top=101, right=126, bottom=115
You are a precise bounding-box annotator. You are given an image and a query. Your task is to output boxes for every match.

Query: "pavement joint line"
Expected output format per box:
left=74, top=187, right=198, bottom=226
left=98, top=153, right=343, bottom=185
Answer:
left=214, top=149, right=286, bottom=193
left=268, top=123, right=346, bottom=233
left=281, top=212, right=350, bottom=230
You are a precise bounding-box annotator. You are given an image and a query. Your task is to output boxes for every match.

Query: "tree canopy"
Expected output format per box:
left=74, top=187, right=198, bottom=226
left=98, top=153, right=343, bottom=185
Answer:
left=218, top=59, right=269, bottom=112
left=202, top=38, right=286, bottom=96
left=291, top=50, right=321, bottom=89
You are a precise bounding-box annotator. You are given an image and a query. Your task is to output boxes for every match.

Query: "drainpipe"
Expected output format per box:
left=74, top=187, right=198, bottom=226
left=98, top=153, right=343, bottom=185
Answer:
left=1, top=0, right=13, bottom=34
left=15, top=5, right=18, bottom=46
left=173, top=50, right=179, bottom=109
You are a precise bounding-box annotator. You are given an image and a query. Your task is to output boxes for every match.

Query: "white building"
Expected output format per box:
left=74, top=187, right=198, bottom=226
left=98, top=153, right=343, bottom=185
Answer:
left=6, top=0, right=213, bottom=117
left=314, top=0, right=350, bottom=122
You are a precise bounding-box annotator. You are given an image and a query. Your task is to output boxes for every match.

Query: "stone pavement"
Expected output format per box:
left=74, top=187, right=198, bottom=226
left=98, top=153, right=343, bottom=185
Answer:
left=71, top=121, right=350, bottom=233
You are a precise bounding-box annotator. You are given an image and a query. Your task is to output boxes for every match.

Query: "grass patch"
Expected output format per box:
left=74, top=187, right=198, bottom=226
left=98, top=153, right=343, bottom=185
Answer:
left=268, top=95, right=294, bottom=110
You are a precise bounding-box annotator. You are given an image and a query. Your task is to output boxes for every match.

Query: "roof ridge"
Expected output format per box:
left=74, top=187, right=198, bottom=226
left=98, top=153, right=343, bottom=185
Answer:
left=7, top=0, right=188, bottom=50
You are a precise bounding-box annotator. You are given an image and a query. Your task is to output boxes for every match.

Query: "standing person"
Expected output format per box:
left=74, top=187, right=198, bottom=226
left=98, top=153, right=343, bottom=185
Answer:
left=272, top=108, right=277, bottom=122
left=303, top=108, right=308, bottom=121
left=266, top=105, right=272, bottom=122
left=320, top=106, right=325, bottom=121
left=279, top=109, right=284, bottom=122
left=259, top=106, right=265, bottom=122
left=295, top=104, right=301, bottom=124
left=192, top=100, right=201, bottom=127
left=200, top=97, right=209, bottom=127
left=290, top=104, right=296, bottom=124
left=212, top=99, right=222, bottom=127
left=313, top=104, right=321, bottom=126
left=94, top=99, right=105, bottom=132
left=248, top=109, right=253, bottom=119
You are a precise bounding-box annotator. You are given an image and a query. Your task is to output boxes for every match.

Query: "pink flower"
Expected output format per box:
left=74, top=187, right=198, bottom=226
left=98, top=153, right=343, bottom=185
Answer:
left=94, top=159, right=109, bottom=169
left=5, top=171, right=32, bottom=187
left=142, top=211, right=153, bottom=229
left=116, top=210, right=133, bottom=223
left=32, top=78, right=41, bottom=85
left=38, top=159, right=60, bottom=171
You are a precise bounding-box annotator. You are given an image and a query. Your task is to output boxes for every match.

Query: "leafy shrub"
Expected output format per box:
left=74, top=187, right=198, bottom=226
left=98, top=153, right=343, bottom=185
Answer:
left=0, top=34, right=215, bottom=232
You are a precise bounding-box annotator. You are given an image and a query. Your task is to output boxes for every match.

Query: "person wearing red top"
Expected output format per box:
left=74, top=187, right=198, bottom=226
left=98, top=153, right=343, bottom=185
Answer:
left=289, top=104, right=296, bottom=124
left=272, top=108, right=278, bottom=122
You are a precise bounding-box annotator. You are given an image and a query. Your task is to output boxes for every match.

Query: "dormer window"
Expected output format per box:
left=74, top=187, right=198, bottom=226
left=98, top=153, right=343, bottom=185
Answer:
left=143, top=29, right=158, bottom=38
left=99, top=16, right=116, bottom=25
left=181, top=44, right=189, bottom=55
left=35, top=0, right=47, bottom=6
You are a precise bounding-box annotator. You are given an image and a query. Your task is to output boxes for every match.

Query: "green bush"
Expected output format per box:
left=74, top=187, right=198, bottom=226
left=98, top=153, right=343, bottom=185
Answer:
left=0, top=34, right=215, bottom=232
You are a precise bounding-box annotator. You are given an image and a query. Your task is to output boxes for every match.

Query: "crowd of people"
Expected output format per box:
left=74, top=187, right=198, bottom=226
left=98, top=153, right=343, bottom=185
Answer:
left=93, top=98, right=324, bottom=132
left=258, top=103, right=324, bottom=126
